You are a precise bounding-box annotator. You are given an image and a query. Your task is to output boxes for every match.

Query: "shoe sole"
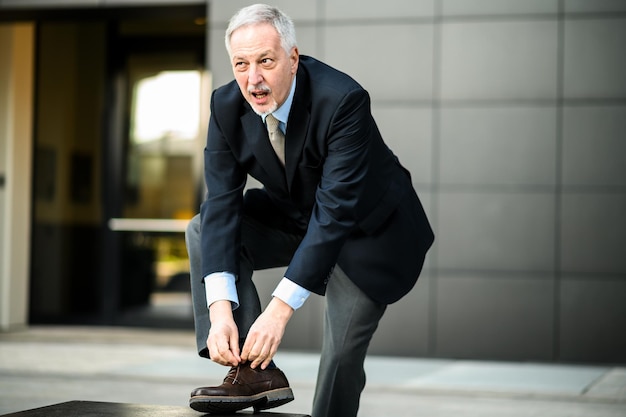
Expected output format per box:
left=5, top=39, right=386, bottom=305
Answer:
left=189, top=387, right=294, bottom=414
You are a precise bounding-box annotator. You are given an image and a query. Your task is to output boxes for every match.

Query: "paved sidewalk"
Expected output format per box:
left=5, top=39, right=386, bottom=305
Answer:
left=0, top=326, right=625, bottom=416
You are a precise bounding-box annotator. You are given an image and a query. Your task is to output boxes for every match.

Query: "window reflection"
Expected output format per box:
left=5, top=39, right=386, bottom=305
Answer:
left=119, top=69, right=204, bottom=325
left=131, top=70, right=201, bottom=143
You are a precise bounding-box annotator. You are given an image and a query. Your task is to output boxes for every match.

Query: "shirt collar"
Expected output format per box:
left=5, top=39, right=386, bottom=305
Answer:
left=262, top=76, right=296, bottom=133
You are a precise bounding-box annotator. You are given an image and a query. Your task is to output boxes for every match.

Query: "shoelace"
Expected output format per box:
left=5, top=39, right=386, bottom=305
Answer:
left=225, top=365, right=241, bottom=385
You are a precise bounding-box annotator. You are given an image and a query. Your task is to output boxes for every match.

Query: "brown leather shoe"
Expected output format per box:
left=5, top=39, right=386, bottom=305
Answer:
left=189, top=362, right=294, bottom=413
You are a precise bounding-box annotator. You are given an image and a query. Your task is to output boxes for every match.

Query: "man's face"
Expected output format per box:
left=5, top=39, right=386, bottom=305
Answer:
left=229, top=23, right=299, bottom=116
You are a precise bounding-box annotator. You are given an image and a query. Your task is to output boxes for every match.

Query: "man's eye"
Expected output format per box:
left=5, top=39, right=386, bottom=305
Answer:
left=261, top=58, right=273, bottom=65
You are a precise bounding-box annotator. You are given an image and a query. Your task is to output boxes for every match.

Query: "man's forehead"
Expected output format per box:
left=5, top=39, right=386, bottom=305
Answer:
left=231, top=22, right=278, bottom=42
left=230, top=26, right=282, bottom=58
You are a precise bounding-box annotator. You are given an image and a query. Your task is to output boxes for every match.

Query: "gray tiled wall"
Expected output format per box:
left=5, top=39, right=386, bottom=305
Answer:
left=560, top=278, right=626, bottom=362
left=439, top=107, right=558, bottom=186
left=562, top=107, right=626, bottom=187
left=440, top=20, right=559, bottom=101
left=435, top=274, right=555, bottom=360
left=324, top=24, right=434, bottom=102
left=442, top=0, right=559, bottom=16
left=564, top=18, right=626, bottom=98
left=437, top=192, right=556, bottom=271
left=206, top=0, right=626, bottom=363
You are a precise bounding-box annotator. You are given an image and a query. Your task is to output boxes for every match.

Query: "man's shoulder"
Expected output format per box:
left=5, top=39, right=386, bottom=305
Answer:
left=212, top=79, right=242, bottom=103
left=299, top=55, right=363, bottom=94
left=210, top=80, right=247, bottom=121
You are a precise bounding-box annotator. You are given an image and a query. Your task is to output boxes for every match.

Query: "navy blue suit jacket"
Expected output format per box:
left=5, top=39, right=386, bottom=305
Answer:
left=200, top=56, right=433, bottom=304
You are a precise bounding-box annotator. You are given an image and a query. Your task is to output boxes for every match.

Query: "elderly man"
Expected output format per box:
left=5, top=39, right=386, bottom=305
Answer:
left=185, top=4, right=434, bottom=417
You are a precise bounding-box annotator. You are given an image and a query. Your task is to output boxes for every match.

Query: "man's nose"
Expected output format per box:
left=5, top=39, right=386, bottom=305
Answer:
left=248, top=65, right=263, bottom=84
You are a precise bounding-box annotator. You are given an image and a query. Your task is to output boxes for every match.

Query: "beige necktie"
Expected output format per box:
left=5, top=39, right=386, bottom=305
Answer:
left=266, top=114, right=285, bottom=165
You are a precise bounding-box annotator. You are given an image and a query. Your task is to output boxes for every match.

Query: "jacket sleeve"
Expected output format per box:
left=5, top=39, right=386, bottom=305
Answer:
left=200, top=92, right=247, bottom=280
left=284, top=88, right=373, bottom=294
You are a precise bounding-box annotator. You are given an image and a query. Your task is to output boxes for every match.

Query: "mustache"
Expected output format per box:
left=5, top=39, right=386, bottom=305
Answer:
left=248, top=84, right=271, bottom=94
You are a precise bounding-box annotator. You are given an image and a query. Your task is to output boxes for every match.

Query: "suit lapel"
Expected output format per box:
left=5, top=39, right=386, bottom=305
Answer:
left=285, top=70, right=311, bottom=192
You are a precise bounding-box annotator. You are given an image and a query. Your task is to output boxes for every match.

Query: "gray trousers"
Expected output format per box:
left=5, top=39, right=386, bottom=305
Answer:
left=186, top=213, right=386, bottom=417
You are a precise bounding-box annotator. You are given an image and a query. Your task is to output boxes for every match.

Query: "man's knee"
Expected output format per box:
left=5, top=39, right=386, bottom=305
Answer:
left=186, top=214, right=201, bottom=249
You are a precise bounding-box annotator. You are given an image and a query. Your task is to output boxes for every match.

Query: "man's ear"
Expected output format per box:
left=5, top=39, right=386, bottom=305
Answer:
left=290, top=47, right=299, bottom=74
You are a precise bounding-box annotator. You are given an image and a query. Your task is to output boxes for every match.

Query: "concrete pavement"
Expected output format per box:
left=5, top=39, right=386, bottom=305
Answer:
left=0, top=326, right=625, bottom=416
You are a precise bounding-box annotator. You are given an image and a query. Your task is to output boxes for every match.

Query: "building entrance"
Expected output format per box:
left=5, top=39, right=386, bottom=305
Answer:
left=29, top=5, right=207, bottom=328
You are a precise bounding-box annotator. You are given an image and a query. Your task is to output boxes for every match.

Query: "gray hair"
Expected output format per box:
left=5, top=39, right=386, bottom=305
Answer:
left=225, top=4, right=297, bottom=57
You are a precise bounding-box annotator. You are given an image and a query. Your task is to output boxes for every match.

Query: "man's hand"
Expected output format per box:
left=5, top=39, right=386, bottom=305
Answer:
left=207, top=300, right=241, bottom=367
left=241, top=297, right=293, bottom=370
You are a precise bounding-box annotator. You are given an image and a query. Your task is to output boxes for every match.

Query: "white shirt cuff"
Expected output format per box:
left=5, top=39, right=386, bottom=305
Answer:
left=272, top=277, right=311, bottom=310
left=204, top=271, right=239, bottom=310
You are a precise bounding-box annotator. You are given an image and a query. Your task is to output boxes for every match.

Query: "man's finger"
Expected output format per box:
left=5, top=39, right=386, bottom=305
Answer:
left=261, top=343, right=278, bottom=369
left=240, top=336, right=256, bottom=362
left=248, top=341, right=271, bottom=369
left=260, top=356, right=272, bottom=370
left=229, top=332, right=241, bottom=364
left=208, top=335, right=233, bottom=366
left=219, top=338, right=239, bottom=366
left=240, top=344, right=251, bottom=363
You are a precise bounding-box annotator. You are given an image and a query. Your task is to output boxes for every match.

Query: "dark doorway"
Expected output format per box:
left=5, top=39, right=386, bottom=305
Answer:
left=28, top=5, right=206, bottom=328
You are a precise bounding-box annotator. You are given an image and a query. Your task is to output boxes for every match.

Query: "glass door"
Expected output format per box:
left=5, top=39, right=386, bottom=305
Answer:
left=27, top=5, right=207, bottom=327
left=107, top=51, right=209, bottom=326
